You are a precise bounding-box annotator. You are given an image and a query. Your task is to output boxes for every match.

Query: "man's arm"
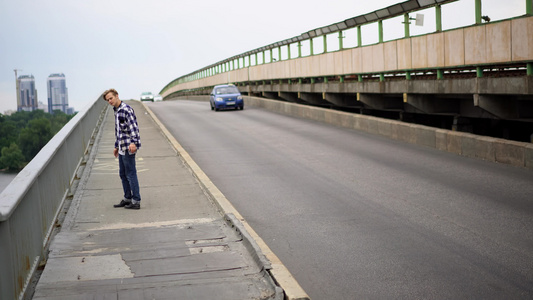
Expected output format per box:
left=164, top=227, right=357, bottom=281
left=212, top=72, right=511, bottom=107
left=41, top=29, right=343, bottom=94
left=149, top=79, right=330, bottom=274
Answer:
left=126, top=107, right=141, bottom=148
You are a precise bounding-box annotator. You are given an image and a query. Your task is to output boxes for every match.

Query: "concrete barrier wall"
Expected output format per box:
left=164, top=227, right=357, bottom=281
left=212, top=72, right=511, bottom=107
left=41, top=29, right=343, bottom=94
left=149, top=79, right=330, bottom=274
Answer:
left=176, top=95, right=532, bottom=169
left=0, top=97, right=107, bottom=300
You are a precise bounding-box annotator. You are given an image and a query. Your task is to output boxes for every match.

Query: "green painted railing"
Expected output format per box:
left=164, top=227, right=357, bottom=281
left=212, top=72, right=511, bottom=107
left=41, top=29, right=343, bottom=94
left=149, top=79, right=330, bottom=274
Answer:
left=160, top=0, right=532, bottom=95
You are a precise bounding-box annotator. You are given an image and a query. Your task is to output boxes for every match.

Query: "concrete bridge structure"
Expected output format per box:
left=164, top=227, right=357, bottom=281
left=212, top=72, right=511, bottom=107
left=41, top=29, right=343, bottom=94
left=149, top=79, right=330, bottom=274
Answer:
left=2, top=0, right=533, bottom=299
left=161, top=0, right=533, bottom=141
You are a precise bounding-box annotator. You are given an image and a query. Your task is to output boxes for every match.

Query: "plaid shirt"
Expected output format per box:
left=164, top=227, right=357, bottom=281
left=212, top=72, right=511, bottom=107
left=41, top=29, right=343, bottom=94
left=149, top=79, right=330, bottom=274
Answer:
left=114, top=102, right=141, bottom=153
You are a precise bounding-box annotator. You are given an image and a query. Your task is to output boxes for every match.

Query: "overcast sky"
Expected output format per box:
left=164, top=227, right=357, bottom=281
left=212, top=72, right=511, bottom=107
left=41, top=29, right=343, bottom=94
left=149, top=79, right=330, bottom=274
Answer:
left=0, top=0, right=526, bottom=114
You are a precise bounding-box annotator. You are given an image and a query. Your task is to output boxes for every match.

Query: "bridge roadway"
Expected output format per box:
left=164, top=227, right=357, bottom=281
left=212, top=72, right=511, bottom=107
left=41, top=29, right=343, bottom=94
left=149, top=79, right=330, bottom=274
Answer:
left=147, top=99, right=533, bottom=299
left=31, top=100, right=299, bottom=300
left=29, top=97, right=533, bottom=299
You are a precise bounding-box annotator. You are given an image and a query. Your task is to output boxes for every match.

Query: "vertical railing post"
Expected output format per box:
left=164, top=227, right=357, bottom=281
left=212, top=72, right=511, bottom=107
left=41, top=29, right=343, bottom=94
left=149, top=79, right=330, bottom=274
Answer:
left=323, top=35, right=327, bottom=53
left=436, top=5, right=442, bottom=32
left=437, top=69, right=444, bottom=80
left=357, top=26, right=362, bottom=47
left=404, top=13, right=410, bottom=38
left=475, top=0, right=482, bottom=24
left=378, top=20, right=383, bottom=43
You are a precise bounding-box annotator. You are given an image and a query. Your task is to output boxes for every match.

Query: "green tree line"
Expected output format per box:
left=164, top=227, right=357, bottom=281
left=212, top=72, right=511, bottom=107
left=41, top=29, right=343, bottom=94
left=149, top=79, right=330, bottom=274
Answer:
left=0, top=110, right=75, bottom=172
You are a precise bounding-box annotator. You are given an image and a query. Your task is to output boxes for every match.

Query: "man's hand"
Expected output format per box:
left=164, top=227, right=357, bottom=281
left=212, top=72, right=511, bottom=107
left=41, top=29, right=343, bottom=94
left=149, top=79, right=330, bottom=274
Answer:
left=113, top=148, right=119, bottom=158
left=128, top=143, right=137, bottom=154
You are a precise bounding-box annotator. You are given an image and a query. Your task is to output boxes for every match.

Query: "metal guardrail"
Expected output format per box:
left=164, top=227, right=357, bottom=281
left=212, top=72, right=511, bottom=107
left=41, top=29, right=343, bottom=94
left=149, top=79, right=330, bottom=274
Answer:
left=0, top=96, right=107, bottom=300
left=159, top=0, right=477, bottom=93
left=160, top=0, right=533, bottom=95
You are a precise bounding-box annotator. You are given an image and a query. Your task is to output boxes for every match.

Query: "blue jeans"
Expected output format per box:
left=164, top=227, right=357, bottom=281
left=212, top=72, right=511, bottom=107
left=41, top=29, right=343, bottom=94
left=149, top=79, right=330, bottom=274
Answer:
left=118, top=152, right=141, bottom=202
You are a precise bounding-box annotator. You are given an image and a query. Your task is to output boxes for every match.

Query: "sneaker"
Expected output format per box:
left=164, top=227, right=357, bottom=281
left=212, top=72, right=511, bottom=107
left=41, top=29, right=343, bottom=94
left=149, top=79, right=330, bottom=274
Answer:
left=113, top=199, right=131, bottom=208
left=124, top=202, right=141, bottom=210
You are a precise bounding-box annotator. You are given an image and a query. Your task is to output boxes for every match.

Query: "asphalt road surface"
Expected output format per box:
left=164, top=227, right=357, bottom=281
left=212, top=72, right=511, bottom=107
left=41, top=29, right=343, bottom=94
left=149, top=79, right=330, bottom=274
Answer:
left=147, top=100, right=533, bottom=299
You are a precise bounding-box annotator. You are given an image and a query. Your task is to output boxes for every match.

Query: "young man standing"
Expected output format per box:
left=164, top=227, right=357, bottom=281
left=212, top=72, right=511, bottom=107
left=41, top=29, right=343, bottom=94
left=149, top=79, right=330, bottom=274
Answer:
left=103, top=89, right=142, bottom=210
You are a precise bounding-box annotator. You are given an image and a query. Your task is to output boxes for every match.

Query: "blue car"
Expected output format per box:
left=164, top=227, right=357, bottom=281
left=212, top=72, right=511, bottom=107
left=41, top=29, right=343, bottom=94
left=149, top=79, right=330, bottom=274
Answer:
left=210, top=84, right=244, bottom=111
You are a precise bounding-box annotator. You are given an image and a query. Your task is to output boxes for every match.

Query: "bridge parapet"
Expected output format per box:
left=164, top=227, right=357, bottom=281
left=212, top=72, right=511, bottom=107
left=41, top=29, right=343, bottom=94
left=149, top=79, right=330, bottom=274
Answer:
left=0, top=96, right=106, bottom=300
left=163, top=16, right=533, bottom=96
left=162, top=6, right=533, bottom=139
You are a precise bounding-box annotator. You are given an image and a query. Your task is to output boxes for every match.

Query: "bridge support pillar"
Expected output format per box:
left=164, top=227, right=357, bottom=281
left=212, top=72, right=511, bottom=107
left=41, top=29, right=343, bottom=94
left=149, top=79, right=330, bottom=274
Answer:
left=473, top=94, right=519, bottom=119
left=404, top=94, right=459, bottom=114
left=279, top=92, right=299, bottom=103
left=325, top=93, right=361, bottom=108
left=263, top=92, right=278, bottom=100
left=359, top=93, right=402, bottom=110
left=300, top=92, right=330, bottom=106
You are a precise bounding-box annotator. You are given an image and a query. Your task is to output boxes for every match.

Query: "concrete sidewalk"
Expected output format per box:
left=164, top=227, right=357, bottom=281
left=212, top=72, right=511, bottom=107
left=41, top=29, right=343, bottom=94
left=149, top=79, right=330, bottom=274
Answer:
left=32, top=101, right=283, bottom=299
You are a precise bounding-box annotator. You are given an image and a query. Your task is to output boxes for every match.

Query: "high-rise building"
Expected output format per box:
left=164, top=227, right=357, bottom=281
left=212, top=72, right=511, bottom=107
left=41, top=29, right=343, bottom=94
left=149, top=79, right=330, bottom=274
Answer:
left=18, top=75, right=38, bottom=112
left=47, top=73, right=69, bottom=114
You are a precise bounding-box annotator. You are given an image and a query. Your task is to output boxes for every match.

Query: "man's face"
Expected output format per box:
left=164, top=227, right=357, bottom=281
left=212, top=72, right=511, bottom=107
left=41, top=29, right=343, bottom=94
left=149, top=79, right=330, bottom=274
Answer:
left=105, top=92, right=119, bottom=107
